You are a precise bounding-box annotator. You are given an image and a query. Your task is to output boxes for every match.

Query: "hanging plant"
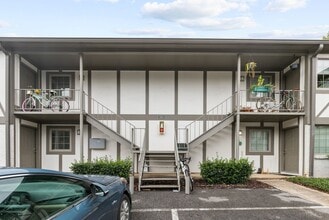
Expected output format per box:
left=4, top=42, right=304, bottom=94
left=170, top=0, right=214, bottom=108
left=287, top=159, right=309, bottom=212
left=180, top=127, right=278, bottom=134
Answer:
left=250, top=75, right=274, bottom=93
left=245, top=61, right=257, bottom=78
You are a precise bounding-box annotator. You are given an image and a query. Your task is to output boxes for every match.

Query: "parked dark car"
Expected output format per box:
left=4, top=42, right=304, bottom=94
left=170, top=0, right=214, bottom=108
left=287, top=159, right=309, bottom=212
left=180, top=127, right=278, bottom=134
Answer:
left=0, top=167, right=131, bottom=220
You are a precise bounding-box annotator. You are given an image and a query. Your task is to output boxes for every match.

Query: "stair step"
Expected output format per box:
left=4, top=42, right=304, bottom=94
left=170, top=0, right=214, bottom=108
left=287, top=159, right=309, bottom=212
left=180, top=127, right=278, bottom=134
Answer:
left=145, top=160, right=176, bottom=163
left=145, top=155, right=175, bottom=158
left=140, top=185, right=179, bottom=189
left=142, top=177, right=178, bottom=181
left=145, top=164, right=176, bottom=168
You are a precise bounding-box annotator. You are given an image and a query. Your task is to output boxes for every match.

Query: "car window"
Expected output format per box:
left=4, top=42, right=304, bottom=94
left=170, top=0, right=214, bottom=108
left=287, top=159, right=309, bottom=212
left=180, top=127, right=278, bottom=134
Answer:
left=0, top=175, right=90, bottom=220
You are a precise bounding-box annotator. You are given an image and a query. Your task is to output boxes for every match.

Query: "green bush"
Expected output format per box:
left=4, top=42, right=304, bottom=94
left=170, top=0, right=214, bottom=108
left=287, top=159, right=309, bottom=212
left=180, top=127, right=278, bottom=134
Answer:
left=70, top=157, right=131, bottom=179
left=200, top=158, right=253, bottom=184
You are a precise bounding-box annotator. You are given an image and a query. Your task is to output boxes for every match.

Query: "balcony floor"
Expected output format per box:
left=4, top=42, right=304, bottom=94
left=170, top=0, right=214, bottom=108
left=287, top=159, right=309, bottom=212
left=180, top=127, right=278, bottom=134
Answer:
left=14, top=111, right=82, bottom=124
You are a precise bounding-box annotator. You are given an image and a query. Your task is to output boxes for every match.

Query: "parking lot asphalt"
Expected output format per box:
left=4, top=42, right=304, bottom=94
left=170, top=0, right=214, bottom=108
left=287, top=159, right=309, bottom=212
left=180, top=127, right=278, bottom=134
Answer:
left=131, top=183, right=329, bottom=220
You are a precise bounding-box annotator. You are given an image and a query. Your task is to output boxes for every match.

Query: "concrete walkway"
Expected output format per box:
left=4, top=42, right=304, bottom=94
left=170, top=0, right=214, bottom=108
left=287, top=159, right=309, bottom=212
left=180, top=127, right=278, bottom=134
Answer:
left=259, top=179, right=329, bottom=207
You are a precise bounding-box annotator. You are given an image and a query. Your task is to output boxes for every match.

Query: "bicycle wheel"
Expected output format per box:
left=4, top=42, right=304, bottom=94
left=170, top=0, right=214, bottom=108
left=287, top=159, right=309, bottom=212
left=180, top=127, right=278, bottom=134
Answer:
left=50, top=97, right=70, bottom=112
left=22, top=97, right=36, bottom=111
left=285, top=98, right=298, bottom=111
left=184, top=167, right=193, bottom=192
left=256, top=97, right=272, bottom=112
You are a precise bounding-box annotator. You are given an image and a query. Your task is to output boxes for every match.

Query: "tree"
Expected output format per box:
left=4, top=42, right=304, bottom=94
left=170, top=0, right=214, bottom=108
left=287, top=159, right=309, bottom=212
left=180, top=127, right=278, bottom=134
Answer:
left=323, top=32, right=329, bottom=40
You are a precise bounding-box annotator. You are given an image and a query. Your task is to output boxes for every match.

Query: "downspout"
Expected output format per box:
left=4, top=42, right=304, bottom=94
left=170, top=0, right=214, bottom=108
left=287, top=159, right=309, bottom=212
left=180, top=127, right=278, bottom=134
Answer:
left=309, top=44, right=324, bottom=176
left=0, top=43, right=11, bottom=167
left=79, top=54, right=84, bottom=162
left=235, top=54, right=241, bottom=159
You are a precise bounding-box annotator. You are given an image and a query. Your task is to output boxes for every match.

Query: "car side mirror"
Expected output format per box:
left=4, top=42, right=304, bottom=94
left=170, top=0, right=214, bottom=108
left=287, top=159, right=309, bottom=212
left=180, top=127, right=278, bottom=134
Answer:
left=91, top=183, right=109, bottom=197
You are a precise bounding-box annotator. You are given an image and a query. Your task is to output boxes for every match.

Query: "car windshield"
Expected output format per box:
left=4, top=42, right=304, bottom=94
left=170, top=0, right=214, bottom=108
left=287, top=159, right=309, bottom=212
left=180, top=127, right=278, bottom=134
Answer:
left=0, top=175, right=90, bottom=220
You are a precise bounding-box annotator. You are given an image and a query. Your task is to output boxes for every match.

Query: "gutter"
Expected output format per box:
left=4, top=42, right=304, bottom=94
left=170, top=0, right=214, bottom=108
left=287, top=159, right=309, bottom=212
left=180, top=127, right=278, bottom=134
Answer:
left=312, top=44, right=324, bottom=58
left=309, top=43, right=324, bottom=177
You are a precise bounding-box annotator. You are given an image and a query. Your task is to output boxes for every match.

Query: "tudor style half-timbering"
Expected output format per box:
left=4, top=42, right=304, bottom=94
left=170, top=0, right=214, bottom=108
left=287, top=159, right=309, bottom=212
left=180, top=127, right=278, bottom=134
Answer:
left=1, top=38, right=329, bottom=189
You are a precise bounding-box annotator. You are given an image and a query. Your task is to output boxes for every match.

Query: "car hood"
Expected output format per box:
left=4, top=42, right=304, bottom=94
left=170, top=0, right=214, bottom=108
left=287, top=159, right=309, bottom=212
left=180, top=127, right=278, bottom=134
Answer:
left=80, top=175, right=120, bottom=186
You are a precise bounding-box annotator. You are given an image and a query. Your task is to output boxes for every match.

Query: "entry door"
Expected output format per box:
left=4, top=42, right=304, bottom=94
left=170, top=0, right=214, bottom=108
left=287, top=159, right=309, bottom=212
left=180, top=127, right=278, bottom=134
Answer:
left=283, top=127, right=299, bottom=174
left=20, top=126, right=36, bottom=168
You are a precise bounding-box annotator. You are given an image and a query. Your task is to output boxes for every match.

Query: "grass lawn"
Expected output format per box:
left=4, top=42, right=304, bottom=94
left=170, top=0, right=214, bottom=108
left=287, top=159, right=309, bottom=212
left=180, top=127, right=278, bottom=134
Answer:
left=287, top=177, right=329, bottom=193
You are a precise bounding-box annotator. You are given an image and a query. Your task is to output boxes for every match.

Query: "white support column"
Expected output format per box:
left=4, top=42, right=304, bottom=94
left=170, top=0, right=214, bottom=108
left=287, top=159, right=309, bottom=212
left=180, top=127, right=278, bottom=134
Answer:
left=235, top=54, right=241, bottom=159
left=79, top=54, right=84, bottom=162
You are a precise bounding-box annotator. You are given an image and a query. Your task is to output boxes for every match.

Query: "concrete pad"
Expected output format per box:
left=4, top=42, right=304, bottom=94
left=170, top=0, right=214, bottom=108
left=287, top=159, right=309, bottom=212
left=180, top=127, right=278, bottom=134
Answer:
left=259, top=179, right=329, bottom=207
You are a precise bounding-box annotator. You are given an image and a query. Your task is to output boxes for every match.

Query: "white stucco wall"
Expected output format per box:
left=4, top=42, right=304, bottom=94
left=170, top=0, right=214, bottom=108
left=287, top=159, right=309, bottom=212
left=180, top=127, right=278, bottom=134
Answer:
left=206, top=126, right=232, bottom=160
left=149, top=71, right=175, bottom=114
left=207, top=71, right=232, bottom=111
left=178, top=71, right=203, bottom=114
left=316, top=94, right=329, bottom=117
left=91, top=123, right=118, bottom=161
left=91, top=70, right=117, bottom=111
left=149, top=120, right=175, bottom=151
left=121, top=71, right=145, bottom=114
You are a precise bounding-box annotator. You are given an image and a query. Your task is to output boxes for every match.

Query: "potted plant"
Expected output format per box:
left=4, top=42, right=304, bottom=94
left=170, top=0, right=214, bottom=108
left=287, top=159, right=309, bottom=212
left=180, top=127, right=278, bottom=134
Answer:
left=245, top=61, right=257, bottom=78
left=250, top=75, right=274, bottom=93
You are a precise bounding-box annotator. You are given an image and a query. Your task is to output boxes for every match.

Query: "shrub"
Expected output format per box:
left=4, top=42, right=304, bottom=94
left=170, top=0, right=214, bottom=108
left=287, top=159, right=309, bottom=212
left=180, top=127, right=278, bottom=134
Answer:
left=70, top=157, right=131, bottom=179
left=200, top=158, right=253, bottom=184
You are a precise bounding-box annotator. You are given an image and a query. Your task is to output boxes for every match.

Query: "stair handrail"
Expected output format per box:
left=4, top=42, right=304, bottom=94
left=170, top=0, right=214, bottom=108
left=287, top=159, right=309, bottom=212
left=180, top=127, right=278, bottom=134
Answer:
left=85, top=93, right=137, bottom=145
left=137, top=130, right=147, bottom=191
left=185, top=93, right=236, bottom=142
left=174, top=129, right=182, bottom=192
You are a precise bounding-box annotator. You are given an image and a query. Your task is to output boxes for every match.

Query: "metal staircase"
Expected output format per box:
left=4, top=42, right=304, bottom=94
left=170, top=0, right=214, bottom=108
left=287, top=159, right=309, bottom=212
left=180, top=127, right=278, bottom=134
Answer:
left=183, top=93, right=236, bottom=148
left=86, top=95, right=145, bottom=151
left=83, top=92, right=236, bottom=192
left=138, top=151, right=180, bottom=190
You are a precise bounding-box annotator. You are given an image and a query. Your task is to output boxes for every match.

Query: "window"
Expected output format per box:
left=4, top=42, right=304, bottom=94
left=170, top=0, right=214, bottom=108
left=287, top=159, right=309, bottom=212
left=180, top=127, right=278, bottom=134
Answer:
left=317, top=59, right=329, bottom=88
left=47, top=72, right=75, bottom=99
left=246, top=127, right=274, bottom=155
left=47, top=126, right=75, bottom=154
left=0, top=175, right=89, bottom=219
left=315, top=126, right=329, bottom=154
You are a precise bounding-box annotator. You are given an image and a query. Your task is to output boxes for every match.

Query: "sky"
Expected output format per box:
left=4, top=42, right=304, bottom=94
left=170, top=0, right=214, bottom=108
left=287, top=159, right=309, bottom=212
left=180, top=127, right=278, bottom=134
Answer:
left=0, top=0, right=328, bottom=39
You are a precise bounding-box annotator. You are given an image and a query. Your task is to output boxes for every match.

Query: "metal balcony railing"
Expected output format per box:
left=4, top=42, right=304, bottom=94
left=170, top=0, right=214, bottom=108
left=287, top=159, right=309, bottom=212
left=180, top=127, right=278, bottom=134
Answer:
left=15, top=88, right=81, bottom=112
left=239, top=90, right=305, bottom=113
left=184, top=93, right=236, bottom=143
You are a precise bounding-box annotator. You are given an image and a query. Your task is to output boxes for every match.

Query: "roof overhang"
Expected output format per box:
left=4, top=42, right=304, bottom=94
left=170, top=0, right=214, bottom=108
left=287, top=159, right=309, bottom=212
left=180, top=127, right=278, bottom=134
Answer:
left=1, top=37, right=329, bottom=70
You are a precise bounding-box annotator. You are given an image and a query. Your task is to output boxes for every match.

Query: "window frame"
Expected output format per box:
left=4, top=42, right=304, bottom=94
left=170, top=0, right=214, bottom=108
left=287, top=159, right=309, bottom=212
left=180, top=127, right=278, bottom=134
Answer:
left=314, top=126, right=329, bottom=155
left=46, top=71, right=75, bottom=100
left=246, top=127, right=274, bottom=155
left=47, top=126, right=75, bottom=155
left=317, top=59, right=329, bottom=89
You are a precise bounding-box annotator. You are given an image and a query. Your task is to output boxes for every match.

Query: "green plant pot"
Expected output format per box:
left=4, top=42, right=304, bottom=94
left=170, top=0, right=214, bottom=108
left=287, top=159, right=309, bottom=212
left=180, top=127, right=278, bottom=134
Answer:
left=253, top=86, right=270, bottom=93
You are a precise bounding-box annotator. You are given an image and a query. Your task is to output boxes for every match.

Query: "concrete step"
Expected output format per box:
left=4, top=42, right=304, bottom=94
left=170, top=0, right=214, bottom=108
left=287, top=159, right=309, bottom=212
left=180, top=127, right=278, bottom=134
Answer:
left=145, top=159, right=176, bottom=163
left=142, top=177, right=178, bottom=181
left=140, top=185, right=179, bottom=189
left=145, top=164, right=176, bottom=168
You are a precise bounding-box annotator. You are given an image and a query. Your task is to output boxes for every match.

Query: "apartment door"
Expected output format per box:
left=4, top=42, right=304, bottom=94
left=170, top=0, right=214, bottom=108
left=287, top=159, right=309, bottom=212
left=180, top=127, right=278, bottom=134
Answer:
left=20, top=125, right=36, bottom=168
left=282, top=127, right=299, bottom=174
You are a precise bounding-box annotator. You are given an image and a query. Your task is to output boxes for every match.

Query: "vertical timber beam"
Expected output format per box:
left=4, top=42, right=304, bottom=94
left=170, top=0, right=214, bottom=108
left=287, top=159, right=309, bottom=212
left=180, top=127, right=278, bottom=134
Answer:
left=79, top=54, right=84, bottom=162
left=235, top=54, right=241, bottom=159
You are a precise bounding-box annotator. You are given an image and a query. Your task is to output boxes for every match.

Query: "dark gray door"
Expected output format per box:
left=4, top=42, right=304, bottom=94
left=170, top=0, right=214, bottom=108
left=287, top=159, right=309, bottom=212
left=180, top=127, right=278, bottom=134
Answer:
left=283, top=127, right=299, bottom=173
left=20, top=126, right=36, bottom=168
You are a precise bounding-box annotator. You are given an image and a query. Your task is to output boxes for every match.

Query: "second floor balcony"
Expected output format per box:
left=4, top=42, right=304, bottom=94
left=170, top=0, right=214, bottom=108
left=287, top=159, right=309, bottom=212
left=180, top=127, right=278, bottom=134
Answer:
left=13, top=88, right=305, bottom=124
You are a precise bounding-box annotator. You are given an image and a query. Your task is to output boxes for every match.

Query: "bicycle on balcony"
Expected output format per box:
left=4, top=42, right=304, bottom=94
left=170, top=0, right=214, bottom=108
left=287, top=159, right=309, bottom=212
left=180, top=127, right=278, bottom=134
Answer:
left=256, top=90, right=302, bottom=112
left=21, top=89, right=70, bottom=112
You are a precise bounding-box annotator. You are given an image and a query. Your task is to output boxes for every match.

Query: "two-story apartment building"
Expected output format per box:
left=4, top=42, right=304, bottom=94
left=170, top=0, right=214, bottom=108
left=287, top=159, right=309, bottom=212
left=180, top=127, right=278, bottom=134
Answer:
left=1, top=38, right=329, bottom=187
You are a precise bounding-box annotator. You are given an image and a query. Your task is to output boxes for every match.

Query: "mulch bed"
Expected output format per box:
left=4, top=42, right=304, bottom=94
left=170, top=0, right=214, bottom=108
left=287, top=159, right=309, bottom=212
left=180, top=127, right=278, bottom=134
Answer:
left=134, top=178, right=272, bottom=191
left=193, top=179, right=273, bottom=189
